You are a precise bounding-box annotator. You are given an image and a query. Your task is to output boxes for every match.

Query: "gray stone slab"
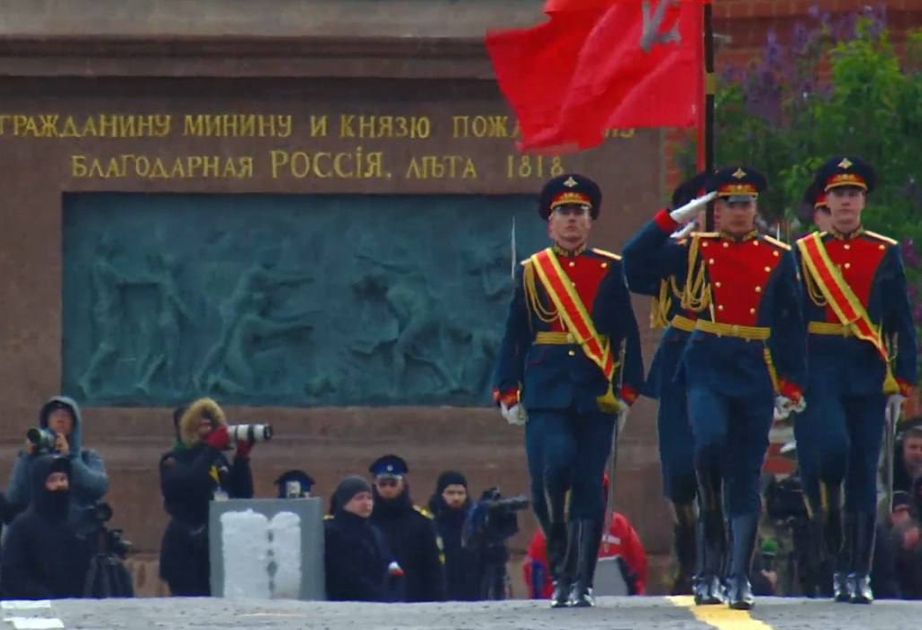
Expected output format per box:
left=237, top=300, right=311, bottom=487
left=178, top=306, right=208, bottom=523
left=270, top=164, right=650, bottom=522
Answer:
left=208, top=497, right=324, bottom=600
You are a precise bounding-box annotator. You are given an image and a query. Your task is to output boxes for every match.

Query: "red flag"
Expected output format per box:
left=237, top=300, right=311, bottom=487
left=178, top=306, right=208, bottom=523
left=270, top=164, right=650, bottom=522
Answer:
left=487, top=0, right=706, bottom=152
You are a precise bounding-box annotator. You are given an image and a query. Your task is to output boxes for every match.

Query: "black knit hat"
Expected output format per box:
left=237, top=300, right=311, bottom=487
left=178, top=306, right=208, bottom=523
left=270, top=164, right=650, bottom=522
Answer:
left=332, top=475, right=372, bottom=512
left=436, top=471, right=468, bottom=495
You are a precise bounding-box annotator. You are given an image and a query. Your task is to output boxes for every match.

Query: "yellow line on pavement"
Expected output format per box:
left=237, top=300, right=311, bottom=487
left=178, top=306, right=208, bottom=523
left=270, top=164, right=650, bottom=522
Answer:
left=667, top=595, right=775, bottom=630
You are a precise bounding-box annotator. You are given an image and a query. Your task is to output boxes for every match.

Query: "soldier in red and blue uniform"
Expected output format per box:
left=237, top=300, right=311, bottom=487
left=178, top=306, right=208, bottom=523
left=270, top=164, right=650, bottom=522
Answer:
left=622, top=172, right=712, bottom=595
left=493, top=173, right=644, bottom=608
left=793, top=156, right=917, bottom=605
left=625, top=167, right=807, bottom=610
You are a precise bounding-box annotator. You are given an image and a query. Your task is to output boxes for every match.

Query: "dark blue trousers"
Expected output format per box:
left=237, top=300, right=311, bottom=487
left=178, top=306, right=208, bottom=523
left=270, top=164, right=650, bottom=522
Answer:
left=525, top=408, right=616, bottom=524
left=687, top=385, right=774, bottom=517
left=657, top=380, right=697, bottom=504
left=794, top=373, right=886, bottom=515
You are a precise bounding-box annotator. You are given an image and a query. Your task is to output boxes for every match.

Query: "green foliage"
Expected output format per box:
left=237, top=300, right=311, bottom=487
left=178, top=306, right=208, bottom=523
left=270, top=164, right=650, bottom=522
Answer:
left=709, top=18, right=922, bottom=240
left=697, top=14, right=922, bottom=368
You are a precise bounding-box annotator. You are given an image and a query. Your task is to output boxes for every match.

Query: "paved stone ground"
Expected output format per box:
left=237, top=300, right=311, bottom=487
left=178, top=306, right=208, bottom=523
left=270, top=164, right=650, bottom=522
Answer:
left=3, top=596, right=921, bottom=630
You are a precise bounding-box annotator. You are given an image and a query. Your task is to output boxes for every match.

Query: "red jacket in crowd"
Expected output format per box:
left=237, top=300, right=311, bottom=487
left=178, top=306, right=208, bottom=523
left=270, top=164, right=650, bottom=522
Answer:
left=523, top=512, right=648, bottom=598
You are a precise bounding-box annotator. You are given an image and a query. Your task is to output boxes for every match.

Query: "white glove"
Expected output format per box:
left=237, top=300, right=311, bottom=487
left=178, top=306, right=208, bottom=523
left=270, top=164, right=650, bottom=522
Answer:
left=501, top=402, right=528, bottom=426
left=773, top=395, right=806, bottom=421
left=886, top=394, right=906, bottom=430
left=669, top=191, right=717, bottom=224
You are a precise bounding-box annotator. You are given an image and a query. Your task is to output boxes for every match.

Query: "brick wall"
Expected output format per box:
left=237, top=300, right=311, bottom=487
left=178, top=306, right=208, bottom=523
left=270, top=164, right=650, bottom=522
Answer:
left=714, top=0, right=922, bottom=69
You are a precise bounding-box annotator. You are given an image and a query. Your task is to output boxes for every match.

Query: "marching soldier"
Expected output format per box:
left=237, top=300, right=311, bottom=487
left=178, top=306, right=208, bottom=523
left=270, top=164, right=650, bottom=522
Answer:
left=622, top=172, right=712, bottom=594
left=801, top=182, right=833, bottom=233
left=493, top=173, right=644, bottom=608
left=625, top=167, right=807, bottom=609
left=794, top=157, right=917, bottom=604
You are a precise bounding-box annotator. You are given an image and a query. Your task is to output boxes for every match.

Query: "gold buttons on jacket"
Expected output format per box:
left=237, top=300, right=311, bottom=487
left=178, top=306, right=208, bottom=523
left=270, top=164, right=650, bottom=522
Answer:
left=569, top=261, right=576, bottom=267
left=568, top=350, right=576, bottom=357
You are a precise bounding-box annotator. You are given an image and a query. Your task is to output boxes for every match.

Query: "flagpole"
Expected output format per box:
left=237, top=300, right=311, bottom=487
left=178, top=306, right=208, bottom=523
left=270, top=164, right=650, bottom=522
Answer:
left=702, top=0, right=716, bottom=231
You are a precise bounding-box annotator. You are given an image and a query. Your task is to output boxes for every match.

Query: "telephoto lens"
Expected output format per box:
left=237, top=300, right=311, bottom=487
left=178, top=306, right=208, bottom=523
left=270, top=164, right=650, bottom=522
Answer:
left=227, top=424, right=273, bottom=444
left=26, top=427, right=57, bottom=452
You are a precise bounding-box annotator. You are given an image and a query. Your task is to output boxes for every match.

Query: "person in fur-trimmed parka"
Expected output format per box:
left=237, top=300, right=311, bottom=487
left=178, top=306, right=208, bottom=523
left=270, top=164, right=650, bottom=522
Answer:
left=158, top=397, right=254, bottom=596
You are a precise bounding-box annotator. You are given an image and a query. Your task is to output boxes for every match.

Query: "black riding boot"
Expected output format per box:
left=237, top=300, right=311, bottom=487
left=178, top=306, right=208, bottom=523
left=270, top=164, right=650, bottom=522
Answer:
left=848, top=512, right=876, bottom=604
left=726, top=513, right=758, bottom=610
left=694, top=465, right=727, bottom=605
left=569, top=519, right=603, bottom=607
left=672, top=502, right=698, bottom=595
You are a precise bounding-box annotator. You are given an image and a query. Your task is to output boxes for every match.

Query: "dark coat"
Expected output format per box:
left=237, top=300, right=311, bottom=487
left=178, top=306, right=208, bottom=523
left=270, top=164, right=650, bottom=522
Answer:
left=370, top=488, right=446, bottom=602
left=428, top=494, right=479, bottom=601
left=158, top=399, right=253, bottom=596
left=1, top=455, right=92, bottom=599
left=324, top=510, right=392, bottom=601
left=493, top=249, right=644, bottom=413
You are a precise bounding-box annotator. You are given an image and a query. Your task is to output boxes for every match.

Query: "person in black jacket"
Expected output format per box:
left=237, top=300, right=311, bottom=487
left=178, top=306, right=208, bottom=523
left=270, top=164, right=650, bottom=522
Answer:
left=325, top=476, right=396, bottom=601
left=1, top=455, right=92, bottom=599
left=369, top=454, right=446, bottom=602
left=428, top=470, right=479, bottom=600
left=158, top=397, right=254, bottom=596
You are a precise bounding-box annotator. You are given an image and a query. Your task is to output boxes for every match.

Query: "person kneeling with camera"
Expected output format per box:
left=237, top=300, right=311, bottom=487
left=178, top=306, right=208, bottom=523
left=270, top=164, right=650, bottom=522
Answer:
left=158, top=397, right=256, bottom=596
left=2, top=455, right=92, bottom=599
left=6, top=396, right=109, bottom=536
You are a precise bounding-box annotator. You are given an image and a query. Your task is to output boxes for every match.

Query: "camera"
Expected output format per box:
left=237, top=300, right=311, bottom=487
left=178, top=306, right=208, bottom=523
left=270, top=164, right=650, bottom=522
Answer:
left=463, top=487, right=530, bottom=600
left=26, top=427, right=57, bottom=452
left=228, top=424, right=273, bottom=445
left=91, top=501, right=132, bottom=559
left=478, top=488, right=530, bottom=514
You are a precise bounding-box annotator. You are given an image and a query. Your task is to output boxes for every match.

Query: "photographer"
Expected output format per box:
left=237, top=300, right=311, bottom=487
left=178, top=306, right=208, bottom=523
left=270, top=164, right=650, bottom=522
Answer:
left=158, top=397, right=255, bottom=596
left=428, top=471, right=479, bottom=601
left=464, top=487, right=529, bottom=600
left=2, top=455, right=92, bottom=599
left=6, top=396, right=109, bottom=536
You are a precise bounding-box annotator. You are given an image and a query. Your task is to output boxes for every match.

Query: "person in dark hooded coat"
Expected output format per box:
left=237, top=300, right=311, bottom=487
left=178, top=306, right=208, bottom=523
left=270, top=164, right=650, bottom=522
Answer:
left=368, top=454, right=446, bottom=602
left=428, top=471, right=480, bottom=600
left=2, top=455, right=92, bottom=599
left=324, top=476, right=396, bottom=601
left=158, top=397, right=254, bottom=596
left=6, top=396, right=109, bottom=536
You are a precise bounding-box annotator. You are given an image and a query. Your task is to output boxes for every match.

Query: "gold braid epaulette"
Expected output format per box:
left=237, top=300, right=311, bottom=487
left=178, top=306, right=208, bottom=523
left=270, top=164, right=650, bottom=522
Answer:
left=681, top=235, right=711, bottom=313
left=801, top=251, right=828, bottom=307
left=650, top=279, right=672, bottom=329
left=523, top=260, right=558, bottom=324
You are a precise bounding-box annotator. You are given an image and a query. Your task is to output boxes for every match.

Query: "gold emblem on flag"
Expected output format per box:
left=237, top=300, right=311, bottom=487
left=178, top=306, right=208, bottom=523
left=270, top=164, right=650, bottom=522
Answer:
left=732, top=168, right=747, bottom=180
left=563, top=176, right=578, bottom=188
left=838, top=158, right=853, bottom=170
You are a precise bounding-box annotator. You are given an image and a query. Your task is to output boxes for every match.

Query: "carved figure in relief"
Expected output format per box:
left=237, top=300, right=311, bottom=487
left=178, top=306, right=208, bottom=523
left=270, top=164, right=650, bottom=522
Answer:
left=195, top=246, right=316, bottom=395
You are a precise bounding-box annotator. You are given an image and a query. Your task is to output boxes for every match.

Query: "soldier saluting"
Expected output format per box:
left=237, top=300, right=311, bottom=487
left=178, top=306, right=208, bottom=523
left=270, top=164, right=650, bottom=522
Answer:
left=493, top=173, right=644, bottom=608
left=625, top=167, right=807, bottom=610
left=622, top=172, right=713, bottom=595
left=794, top=157, right=917, bottom=604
